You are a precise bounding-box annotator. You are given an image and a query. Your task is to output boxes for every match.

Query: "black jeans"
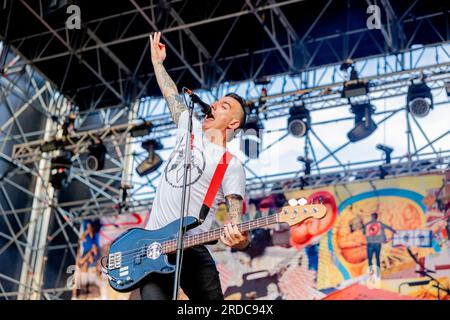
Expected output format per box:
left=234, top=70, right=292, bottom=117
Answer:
left=140, top=245, right=224, bottom=300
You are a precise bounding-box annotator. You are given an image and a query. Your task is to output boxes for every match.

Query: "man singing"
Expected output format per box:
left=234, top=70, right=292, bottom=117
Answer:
left=140, top=32, right=250, bottom=300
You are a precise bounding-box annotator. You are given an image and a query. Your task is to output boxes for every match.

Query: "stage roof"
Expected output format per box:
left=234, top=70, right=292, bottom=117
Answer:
left=0, top=0, right=448, bottom=110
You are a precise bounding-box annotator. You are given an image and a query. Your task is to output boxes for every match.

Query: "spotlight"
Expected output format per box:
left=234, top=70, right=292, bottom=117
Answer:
left=347, top=103, right=377, bottom=142
left=50, top=152, right=72, bottom=189
left=240, top=114, right=264, bottom=159
left=341, top=64, right=369, bottom=98
left=407, top=82, right=433, bottom=117
left=130, top=121, right=152, bottom=138
left=376, top=144, right=393, bottom=164
left=40, top=139, right=64, bottom=153
left=287, top=104, right=310, bottom=137
left=136, top=139, right=163, bottom=177
left=342, top=80, right=369, bottom=98
left=86, top=138, right=107, bottom=171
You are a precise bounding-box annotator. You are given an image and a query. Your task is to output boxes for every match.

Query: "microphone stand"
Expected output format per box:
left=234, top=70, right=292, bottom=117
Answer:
left=172, top=91, right=194, bottom=300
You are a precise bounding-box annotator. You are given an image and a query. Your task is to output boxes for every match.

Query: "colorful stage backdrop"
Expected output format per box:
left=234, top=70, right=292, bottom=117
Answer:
left=72, top=173, right=450, bottom=300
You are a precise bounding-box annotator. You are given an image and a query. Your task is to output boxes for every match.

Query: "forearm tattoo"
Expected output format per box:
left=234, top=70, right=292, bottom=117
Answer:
left=226, top=194, right=243, bottom=224
left=166, top=93, right=186, bottom=125
left=153, top=62, right=186, bottom=125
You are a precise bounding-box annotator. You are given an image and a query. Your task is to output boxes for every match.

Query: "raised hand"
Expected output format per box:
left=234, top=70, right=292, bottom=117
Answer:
left=149, top=31, right=166, bottom=64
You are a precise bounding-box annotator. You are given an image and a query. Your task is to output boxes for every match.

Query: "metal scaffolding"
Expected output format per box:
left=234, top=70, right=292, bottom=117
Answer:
left=0, top=0, right=449, bottom=299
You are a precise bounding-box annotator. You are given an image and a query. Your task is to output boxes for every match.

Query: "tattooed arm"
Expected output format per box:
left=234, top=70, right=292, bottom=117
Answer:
left=220, top=194, right=250, bottom=250
left=150, top=32, right=186, bottom=126
left=226, top=194, right=244, bottom=225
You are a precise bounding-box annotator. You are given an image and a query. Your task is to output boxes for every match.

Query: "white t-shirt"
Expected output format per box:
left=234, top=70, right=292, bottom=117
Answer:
left=146, top=110, right=246, bottom=236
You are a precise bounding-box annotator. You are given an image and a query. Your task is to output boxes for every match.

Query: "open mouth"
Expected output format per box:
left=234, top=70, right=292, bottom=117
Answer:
left=205, top=113, right=215, bottom=121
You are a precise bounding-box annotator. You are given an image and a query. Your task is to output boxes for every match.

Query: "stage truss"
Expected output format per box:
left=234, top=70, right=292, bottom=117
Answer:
left=0, top=2, right=449, bottom=299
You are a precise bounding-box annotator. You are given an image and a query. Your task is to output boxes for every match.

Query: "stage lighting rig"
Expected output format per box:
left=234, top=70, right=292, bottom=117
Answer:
left=287, top=103, right=310, bottom=137
left=50, top=151, right=72, bottom=189
left=347, top=103, right=378, bottom=143
left=40, top=139, right=64, bottom=153
left=86, top=137, right=107, bottom=171
left=130, top=120, right=153, bottom=137
left=241, top=111, right=264, bottom=159
left=340, top=60, right=369, bottom=99
left=376, top=144, right=393, bottom=164
left=136, top=139, right=163, bottom=177
left=407, top=80, right=433, bottom=118
left=62, top=111, right=77, bottom=137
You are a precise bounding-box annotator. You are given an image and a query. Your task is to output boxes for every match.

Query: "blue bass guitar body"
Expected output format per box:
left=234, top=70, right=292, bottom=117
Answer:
left=105, top=216, right=197, bottom=292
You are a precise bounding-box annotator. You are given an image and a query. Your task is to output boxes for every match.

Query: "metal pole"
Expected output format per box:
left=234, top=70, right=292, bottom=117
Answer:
left=172, top=97, right=194, bottom=300
left=16, top=98, right=68, bottom=299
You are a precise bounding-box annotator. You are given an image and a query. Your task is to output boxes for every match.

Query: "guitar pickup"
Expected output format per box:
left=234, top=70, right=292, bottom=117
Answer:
left=108, top=252, right=122, bottom=270
left=134, top=247, right=145, bottom=265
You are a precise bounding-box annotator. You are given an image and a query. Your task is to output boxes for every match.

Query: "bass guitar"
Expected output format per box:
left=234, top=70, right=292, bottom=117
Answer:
left=102, top=203, right=327, bottom=292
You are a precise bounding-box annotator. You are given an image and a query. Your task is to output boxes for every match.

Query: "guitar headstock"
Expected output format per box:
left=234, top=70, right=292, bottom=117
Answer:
left=277, top=204, right=327, bottom=227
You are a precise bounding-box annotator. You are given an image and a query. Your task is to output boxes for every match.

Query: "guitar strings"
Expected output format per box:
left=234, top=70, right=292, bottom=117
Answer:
left=110, top=231, right=225, bottom=266
left=106, top=216, right=279, bottom=267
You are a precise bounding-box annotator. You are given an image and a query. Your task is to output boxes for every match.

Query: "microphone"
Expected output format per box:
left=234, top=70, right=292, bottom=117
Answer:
left=182, top=87, right=212, bottom=117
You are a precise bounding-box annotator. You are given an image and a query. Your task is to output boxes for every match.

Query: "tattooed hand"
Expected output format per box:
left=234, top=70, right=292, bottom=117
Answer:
left=220, top=222, right=249, bottom=250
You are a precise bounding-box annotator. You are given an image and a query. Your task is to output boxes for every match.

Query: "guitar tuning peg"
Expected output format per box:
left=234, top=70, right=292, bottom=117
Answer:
left=297, top=198, right=308, bottom=206
left=288, top=198, right=298, bottom=207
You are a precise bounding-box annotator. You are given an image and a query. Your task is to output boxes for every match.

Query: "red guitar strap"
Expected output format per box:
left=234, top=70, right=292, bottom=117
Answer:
left=199, top=150, right=233, bottom=223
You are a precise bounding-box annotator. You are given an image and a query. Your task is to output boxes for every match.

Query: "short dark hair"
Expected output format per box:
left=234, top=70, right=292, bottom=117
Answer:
left=225, top=93, right=247, bottom=129
left=371, top=212, right=378, bottom=219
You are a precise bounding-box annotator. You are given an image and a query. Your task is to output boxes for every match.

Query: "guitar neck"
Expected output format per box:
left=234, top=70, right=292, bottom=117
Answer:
left=164, top=214, right=279, bottom=254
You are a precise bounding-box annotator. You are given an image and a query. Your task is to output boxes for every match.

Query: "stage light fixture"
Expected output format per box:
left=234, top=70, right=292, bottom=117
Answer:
left=287, top=104, right=310, bottom=137
left=136, top=139, right=163, bottom=177
left=341, top=64, right=369, bottom=98
left=50, top=152, right=72, bottom=189
left=86, top=138, right=107, bottom=171
left=342, top=80, right=369, bottom=98
left=376, top=144, right=393, bottom=164
left=130, top=121, right=152, bottom=138
left=407, top=82, right=433, bottom=117
left=347, top=103, right=378, bottom=142
left=240, top=114, right=264, bottom=159
left=40, top=139, right=63, bottom=153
